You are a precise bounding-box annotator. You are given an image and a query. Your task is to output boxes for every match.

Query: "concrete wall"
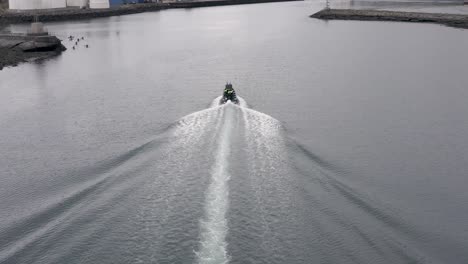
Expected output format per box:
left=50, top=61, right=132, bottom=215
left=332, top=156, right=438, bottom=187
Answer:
left=9, top=0, right=67, bottom=9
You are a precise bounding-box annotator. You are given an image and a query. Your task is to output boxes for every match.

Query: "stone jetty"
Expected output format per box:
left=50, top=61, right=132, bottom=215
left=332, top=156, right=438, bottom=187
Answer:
left=0, top=24, right=65, bottom=69
left=311, top=9, right=468, bottom=30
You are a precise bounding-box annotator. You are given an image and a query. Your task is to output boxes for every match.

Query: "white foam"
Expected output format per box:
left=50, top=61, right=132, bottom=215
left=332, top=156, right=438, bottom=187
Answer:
left=171, top=107, right=220, bottom=148
left=210, top=96, right=223, bottom=108
left=197, top=105, right=234, bottom=264
left=210, top=96, right=247, bottom=108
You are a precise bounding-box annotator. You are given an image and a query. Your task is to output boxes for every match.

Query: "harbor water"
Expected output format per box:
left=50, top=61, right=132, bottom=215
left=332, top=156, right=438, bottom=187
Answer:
left=1, top=1, right=468, bottom=263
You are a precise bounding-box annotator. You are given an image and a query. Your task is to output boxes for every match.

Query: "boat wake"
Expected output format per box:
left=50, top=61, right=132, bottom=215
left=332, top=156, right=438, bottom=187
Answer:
left=0, top=96, right=438, bottom=264
left=196, top=102, right=234, bottom=264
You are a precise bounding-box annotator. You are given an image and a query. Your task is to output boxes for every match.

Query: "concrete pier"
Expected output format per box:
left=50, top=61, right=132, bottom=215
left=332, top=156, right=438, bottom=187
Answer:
left=311, top=9, right=468, bottom=30
left=0, top=34, right=64, bottom=52
left=28, top=22, right=48, bottom=36
left=0, top=31, right=65, bottom=69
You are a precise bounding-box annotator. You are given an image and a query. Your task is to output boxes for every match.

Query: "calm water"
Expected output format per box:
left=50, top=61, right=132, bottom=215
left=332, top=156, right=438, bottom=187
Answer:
left=1, top=1, right=468, bottom=263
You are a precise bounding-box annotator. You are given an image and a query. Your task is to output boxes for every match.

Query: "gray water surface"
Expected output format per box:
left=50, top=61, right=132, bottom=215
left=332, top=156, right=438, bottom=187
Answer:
left=1, top=1, right=468, bottom=263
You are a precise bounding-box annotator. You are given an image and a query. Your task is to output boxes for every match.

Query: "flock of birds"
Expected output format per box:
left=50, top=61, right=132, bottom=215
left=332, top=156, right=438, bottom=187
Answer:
left=68, top=35, right=89, bottom=50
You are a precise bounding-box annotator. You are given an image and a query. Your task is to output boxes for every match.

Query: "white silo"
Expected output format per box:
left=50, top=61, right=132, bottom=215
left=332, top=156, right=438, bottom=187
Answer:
left=9, top=0, right=66, bottom=9
left=89, top=0, right=109, bottom=8
left=42, top=0, right=66, bottom=8
left=67, top=0, right=88, bottom=7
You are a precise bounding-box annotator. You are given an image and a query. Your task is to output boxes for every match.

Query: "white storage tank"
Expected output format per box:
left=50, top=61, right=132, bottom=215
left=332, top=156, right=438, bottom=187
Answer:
left=66, top=0, right=88, bottom=7
left=9, top=0, right=67, bottom=9
left=89, top=0, right=109, bottom=8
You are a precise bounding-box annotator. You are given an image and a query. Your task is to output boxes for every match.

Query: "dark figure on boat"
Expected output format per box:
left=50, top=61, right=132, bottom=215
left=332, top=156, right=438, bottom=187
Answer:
left=220, top=83, right=239, bottom=105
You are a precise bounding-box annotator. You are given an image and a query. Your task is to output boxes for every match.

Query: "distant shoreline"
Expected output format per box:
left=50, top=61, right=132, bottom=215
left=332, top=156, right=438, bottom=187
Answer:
left=310, top=9, right=468, bottom=29
left=0, top=0, right=301, bottom=25
left=0, top=0, right=302, bottom=70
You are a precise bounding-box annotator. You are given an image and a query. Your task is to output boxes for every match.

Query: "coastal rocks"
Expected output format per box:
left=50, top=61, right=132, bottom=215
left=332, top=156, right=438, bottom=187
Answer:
left=0, top=34, right=65, bottom=69
left=19, top=36, right=65, bottom=52
left=310, top=9, right=468, bottom=30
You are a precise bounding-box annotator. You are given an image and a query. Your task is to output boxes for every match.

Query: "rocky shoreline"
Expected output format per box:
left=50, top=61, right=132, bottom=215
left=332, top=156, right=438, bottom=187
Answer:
left=0, top=0, right=301, bottom=24
left=310, top=9, right=468, bottom=30
left=0, top=34, right=65, bottom=70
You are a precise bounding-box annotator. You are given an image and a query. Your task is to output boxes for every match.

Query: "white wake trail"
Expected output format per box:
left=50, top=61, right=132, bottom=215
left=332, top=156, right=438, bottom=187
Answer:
left=210, top=96, right=247, bottom=108
left=197, top=104, right=235, bottom=264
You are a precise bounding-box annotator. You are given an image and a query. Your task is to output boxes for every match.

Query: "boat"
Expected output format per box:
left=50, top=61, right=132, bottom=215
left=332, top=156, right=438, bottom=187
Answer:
left=219, top=83, right=239, bottom=105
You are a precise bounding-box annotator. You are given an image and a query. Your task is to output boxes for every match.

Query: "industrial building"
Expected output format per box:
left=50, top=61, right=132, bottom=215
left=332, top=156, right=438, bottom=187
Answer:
left=66, top=0, right=88, bottom=7
left=89, top=0, right=126, bottom=9
left=8, top=0, right=129, bottom=9
left=9, top=0, right=67, bottom=9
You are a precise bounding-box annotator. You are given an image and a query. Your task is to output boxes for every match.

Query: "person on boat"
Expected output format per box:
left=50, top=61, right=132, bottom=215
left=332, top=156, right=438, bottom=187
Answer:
left=223, top=83, right=236, bottom=101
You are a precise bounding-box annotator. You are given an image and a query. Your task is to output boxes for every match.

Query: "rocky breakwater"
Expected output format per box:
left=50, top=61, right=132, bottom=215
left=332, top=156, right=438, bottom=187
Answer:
left=311, top=9, right=468, bottom=30
left=0, top=33, right=65, bottom=70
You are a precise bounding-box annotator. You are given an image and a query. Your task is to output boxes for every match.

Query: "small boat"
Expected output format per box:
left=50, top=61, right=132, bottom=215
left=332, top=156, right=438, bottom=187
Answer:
left=220, top=83, right=239, bottom=105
